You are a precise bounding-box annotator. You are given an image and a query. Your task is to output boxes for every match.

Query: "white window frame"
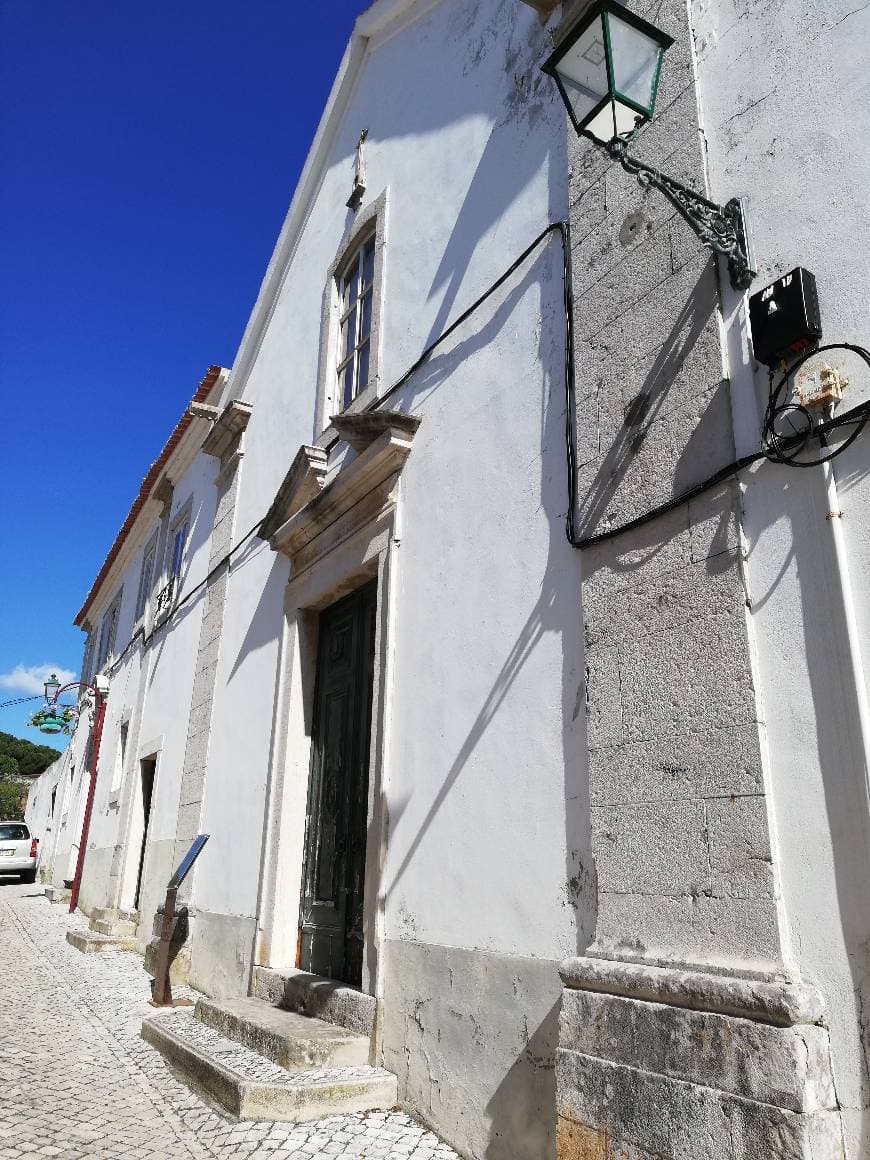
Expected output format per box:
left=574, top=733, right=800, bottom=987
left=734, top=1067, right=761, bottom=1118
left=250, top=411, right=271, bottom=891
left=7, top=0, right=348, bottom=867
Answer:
left=315, top=189, right=388, bottom=437
left=167, top=509, right=190, bottom=582
left=110, top=718, right=129, bottom=796
left=81, top=635, right=94, bottom=686
left=156, top=502, right=192, bottom=617
left=336, top=231, right=376, bottom=410
left=95, top=590, right=123, bottom=673
left=135, top=533, right=159, bottom=624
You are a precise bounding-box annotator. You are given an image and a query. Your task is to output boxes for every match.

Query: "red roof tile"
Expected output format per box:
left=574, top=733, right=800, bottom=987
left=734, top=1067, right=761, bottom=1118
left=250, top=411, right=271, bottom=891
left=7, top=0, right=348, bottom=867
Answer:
left=73, top=365, right=226, bottom=629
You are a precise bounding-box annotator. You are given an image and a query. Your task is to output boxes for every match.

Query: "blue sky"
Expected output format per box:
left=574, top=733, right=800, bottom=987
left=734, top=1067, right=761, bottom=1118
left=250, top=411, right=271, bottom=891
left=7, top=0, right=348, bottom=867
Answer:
left=0, top=0, right=364, bottom=742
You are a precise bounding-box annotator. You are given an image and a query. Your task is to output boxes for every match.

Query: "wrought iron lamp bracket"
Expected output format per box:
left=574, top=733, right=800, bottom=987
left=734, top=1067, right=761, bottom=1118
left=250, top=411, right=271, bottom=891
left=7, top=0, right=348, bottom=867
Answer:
left=604, top=136, right=756, bottom=291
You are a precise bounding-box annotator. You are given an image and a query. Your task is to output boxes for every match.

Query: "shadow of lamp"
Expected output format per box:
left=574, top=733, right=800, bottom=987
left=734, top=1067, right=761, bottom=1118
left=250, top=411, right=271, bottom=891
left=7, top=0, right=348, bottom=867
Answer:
left=542, top=0, right=756, bottom=289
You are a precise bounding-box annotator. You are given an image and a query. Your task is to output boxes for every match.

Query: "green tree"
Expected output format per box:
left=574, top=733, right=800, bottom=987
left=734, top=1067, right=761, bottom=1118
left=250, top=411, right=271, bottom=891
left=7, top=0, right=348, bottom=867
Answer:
left=0, top=780, right=25, bottom=821
left=0, top=732, right=60, bottom=777
left=0, top=734, right=60, bottom=820
left=0, top=754, right=19, bottom=779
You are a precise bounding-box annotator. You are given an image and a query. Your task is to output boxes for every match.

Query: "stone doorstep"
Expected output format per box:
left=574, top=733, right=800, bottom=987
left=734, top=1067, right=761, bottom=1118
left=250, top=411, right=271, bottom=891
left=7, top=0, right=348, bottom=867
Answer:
left=90, top=905, right=139, bottom=925
left=195, top=996, right=371, bottom=1070
left=66, top=929, right=137, bottom=954
left=88, top=906, right=139, bottom=938
left=44, top=886, right=71, bottom=904
left=141, top=1009, right=398, bottom=1122
left=91, top=917, right=137, bottom=937
left=252, top=965, right=376, bottom=1038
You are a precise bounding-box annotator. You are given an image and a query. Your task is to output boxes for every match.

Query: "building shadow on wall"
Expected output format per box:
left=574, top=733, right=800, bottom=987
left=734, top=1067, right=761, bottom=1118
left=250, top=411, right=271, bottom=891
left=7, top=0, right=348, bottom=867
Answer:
left=377, top=246, right=592, bottom=944
left=373, top=241, right=590, bottom=1159
left=484, top=997, right=561, bottom=1160
left=741, top=455, right=870, bottom=1157
left=576, top=262, right=723, bottom=544
left=576, top=297, right=870, bottom=1155
left=226, top=542, right=288, bottom=682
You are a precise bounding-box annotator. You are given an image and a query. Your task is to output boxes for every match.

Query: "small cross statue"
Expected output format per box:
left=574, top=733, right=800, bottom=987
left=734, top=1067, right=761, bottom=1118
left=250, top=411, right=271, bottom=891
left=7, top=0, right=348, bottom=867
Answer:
left=346, top=128, right=368, bottom=211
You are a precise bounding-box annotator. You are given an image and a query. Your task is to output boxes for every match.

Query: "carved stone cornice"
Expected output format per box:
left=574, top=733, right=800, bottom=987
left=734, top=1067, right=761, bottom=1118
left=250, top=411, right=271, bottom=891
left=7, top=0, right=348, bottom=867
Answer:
left=268, top=413, right=420, bottom=570
left=153, top=475, right=174, bottom=511
left=202, top=400, right=253, bottom=460
left=329, top=409, right=420, bottom=454
left=260, top=445, right=329, bottom=541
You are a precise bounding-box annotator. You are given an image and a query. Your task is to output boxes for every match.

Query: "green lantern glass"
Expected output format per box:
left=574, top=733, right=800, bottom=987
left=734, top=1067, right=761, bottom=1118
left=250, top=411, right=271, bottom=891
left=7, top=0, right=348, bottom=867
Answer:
left=543, top=1, right=674, bottom=143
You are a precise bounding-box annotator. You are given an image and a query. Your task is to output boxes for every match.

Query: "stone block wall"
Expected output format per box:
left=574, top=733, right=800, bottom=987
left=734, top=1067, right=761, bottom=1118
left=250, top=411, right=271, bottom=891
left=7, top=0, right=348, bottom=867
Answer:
left=568, top=0, right=783, bottom=982
left=555, top=0, right=848, bottom=1153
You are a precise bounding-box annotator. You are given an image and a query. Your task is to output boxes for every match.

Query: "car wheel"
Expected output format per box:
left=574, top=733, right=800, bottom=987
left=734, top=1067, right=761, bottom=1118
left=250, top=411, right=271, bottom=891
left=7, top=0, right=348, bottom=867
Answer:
left=19, top=869, right=36, bottom=884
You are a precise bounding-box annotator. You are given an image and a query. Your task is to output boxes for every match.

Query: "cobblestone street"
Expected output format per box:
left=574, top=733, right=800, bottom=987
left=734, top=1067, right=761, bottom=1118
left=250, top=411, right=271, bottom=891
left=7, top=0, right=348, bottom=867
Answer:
left=0, top=883, right=458, bottom=1159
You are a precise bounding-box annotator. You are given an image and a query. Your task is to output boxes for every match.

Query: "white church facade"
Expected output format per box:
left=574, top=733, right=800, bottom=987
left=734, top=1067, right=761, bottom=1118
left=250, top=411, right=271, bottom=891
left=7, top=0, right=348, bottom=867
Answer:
left=27, top=0, right=870, bottom=1156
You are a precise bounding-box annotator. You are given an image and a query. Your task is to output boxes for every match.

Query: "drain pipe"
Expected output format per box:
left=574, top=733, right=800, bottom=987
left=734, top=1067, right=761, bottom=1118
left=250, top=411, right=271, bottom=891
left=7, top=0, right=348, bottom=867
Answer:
left=819, top=436, right=870, bottom=816
left=69, top=685, right=109, bottom=914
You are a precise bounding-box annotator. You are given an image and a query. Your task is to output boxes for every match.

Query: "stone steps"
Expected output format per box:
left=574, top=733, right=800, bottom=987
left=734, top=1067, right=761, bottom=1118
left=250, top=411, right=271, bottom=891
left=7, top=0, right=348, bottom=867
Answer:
left=66, top=929, right=137, bottom=954
left=252, top=965, right=376, bottom=1038
left=89, top=907, right=139, bottom=937
left=141, top=1009, right=397, bottom=1122
left=196, top=995, right=371, bottom=1070
left=91, top=917, right=137, bottom=937
left=90, top=906, right=139, bottom=925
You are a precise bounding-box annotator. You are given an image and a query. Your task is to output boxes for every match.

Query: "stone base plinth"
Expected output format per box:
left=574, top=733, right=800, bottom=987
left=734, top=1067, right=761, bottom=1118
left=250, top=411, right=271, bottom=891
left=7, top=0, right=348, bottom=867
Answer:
left=144, top=937, right=191, bottom=986
left=556, top=956, right=846, bottom=1160
left=143, top=903, right=191, bottom=986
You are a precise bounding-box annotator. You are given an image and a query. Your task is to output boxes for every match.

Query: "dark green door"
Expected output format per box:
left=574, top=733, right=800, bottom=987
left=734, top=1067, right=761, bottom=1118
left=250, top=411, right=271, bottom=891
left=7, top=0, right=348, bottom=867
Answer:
left=298, top=580, right=376, bottom=985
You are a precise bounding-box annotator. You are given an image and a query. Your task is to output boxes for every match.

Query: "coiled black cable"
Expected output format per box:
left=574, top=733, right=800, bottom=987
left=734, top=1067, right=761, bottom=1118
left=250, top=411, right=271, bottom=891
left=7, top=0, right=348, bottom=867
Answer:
left=762, top=342, right=870, bottom=468
left=578, top=344, right=870, bottom=549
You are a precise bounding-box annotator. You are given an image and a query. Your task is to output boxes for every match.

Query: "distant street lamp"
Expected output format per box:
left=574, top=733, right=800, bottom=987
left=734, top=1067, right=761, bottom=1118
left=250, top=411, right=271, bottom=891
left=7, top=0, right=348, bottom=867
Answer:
left=29, top=674, right=103, bottom=736
left=27, top=673, right=109, bottom=913
left=542, top=0, right=756, bottom=289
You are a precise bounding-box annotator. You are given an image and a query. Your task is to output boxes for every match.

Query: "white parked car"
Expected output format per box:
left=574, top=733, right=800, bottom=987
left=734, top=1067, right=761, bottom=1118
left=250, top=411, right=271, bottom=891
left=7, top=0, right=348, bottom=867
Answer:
left=0, top=822, right=38, bottom=883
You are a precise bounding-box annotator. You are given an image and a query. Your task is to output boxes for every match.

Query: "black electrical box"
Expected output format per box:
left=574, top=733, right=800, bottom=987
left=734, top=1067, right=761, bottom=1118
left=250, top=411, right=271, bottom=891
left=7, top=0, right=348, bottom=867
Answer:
left=748, top=267, right=821, bottom=366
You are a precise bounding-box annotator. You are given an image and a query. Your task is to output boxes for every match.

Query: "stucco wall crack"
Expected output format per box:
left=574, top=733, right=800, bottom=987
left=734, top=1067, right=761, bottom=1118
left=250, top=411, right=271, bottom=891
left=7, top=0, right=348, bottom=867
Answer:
left=827, top=1, right=870, bottom=28
left=724, top=87, right=778, bottom=124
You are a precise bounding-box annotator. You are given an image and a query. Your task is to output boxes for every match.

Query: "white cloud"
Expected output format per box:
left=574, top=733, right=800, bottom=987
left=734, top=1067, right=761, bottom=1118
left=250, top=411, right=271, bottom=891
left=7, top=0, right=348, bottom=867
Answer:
left=0, top=665, right=78, bottom=697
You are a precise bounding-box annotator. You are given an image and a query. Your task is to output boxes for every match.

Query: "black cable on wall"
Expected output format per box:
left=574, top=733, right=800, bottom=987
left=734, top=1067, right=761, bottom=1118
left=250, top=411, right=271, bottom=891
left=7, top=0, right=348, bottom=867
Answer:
left=102, top=221, right=870, bottom=674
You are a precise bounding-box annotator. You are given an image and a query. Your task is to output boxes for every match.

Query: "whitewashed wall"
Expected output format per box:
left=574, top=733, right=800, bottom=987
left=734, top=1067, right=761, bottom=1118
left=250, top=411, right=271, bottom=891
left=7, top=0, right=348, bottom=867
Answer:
left=694, top=0, right=870, bottom=1152
left=197, top=0, right=580, bottom=1153
left=35, top=722, right=88, bottom=889
left=24, top=754, right=65, bottom=879
left=70, top=439, right=222, bottom=923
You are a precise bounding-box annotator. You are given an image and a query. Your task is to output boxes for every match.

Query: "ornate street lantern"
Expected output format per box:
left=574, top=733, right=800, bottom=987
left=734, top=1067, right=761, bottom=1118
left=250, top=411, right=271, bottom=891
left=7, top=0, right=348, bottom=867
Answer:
left=29, top=675, right=88, bottom=736
left=28, top=705, right=76, bottom=735
left=542, top=1, right=673, bottom=143
left=542, top=1, right=756, bottom=289
left=31, top=709, right=68, bottom=735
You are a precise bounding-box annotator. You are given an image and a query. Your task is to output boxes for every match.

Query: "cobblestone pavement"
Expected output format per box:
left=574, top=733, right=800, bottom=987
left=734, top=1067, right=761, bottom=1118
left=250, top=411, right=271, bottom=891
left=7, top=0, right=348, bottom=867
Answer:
left=0, top=882, right=459, bottom=1159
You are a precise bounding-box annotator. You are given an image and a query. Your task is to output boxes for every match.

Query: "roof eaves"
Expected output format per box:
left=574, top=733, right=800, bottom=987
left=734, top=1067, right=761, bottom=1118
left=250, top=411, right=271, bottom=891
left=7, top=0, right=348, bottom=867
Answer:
left=72, top=365, right=227, bottom=630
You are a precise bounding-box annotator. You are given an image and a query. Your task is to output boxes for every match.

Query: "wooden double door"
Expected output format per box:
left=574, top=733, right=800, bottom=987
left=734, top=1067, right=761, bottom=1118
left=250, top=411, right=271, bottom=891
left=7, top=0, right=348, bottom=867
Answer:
left=298, top=580, right=377, bottom=986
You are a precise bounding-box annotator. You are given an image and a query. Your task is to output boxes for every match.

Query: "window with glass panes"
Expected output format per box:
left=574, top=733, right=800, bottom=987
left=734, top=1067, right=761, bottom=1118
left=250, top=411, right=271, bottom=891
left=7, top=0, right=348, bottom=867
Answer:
left=96, top=592, right=122, bottom=671
left=337, top=233, right=375, bottom=409
left=168, top=516, right=189, bottom=580
left=81, top=636, right=94, bottom=685
left=135, top=536, right=158, bottom=621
